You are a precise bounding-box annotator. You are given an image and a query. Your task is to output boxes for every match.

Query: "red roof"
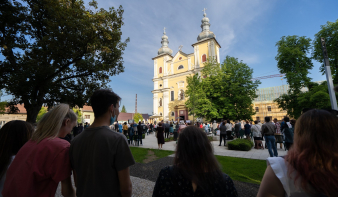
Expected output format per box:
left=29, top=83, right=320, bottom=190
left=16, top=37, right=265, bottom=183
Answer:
left=82, top=105, right=93, bottom=112
left=5, top=104, right=27, bottom=114
left=117, top=113, right=151, bottom=121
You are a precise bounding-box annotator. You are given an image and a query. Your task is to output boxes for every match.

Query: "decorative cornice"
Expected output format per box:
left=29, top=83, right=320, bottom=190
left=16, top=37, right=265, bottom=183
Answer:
left=152, top=67, right=203, bottom=82
left=192, top=37, right=221, bottom=48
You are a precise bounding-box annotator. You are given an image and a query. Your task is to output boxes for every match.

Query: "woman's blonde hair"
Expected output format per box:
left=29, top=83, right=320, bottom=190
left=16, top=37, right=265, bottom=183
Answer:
left=32, top=104, right=77, bottom=143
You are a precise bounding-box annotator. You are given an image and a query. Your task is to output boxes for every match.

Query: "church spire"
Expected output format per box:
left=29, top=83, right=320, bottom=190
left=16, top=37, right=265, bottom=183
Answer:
left=197, top=8, right=216, bottom=41
left=158, top=27, right=173, bottom=55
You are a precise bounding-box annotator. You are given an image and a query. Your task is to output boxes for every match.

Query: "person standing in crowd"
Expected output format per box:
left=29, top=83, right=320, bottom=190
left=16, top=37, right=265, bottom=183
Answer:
left=128, top=124, right=135, bottom=146
left=78, top=123, right=84, bottom=135
left=0, top=121, right=34, bottom=196
left=179, top=121, right=187, bottom=134
left=251, top=121, right=263, bottom=149
left=123, top=122, right=128, bottom=136
left=150, top=123, right=154, bottom=133
left=261, top=117, right=278, bottom=157
left=164, top=121, right=170, bottom=139
left=169, top=122, right=174, bottom=136
left=118, top=122, right=122, bottom=133
left=133, top=122, right=138, bottom=137
left=244, top=121, right=251, bottom=140
left=234, top=120, right=241, bottom=139
left=157, top=123, right=165, bottom=149
left=212, top=120, right=217, bottom=134
left=3, top=104, right=77, bottom=197
left=225, top=120, right=232, bottom=140
left=258, top=109, right=338, bottom=197
left=84, top=122, right=89, bottom=129
left=73, top=124, right=79, bottom=137
left=70, top=89, right=134, bottom=197
left=204, top=123, right=209, bottom=134
left=257, top=120, right=262, bottom=127
left=153, top=126, right=238, bottom=197
left=114, top=122, right=119, bottom=132
left=280, top=116, right=290, bottom=134
left=219, top=121, right=227, bottom=146
left=273, top=118, right=283, bottom=149
left=137, top=122, right=144, bottom=146
left=284, top=119, right=295, bottom=151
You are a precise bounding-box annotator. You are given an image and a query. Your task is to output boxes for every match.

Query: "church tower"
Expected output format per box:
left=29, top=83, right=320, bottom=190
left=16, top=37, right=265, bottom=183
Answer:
left=151, top=9, right=221, bottom=122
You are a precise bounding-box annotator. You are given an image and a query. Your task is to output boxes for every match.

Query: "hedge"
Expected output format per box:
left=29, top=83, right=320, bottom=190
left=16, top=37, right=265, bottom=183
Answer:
left=228, top=139, right=254, bottom=151
left=164, top=137, right=174, bottom=142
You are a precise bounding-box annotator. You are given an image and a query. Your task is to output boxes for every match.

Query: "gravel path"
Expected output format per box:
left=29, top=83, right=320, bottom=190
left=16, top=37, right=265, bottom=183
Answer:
left=130, top=157, right=260, bottom=197
left=55, top=156, right=260, bottom=197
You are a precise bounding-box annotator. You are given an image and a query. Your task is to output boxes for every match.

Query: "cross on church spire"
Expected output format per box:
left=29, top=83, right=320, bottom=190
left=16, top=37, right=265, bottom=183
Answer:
left=163, top=27, right=166, bottom=34
left=202, top=8, right=207, bottom=15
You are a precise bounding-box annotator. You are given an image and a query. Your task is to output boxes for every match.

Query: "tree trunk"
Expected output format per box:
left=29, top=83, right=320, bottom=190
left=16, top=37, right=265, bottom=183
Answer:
left=26, top=104, right=42, bottom=124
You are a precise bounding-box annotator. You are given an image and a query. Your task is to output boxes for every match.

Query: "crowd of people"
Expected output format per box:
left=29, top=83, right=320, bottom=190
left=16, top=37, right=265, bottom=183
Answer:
left=0, top=88, right=337, bottom=197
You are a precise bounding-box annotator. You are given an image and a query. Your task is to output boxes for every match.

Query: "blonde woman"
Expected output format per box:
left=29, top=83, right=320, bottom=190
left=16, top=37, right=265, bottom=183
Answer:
left=3, top=104, right=77, bottom=197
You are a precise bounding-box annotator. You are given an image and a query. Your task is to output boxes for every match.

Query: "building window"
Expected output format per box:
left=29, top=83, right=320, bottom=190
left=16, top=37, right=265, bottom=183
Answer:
left=179, top=57, right=182, bottom=60
left=171, top=112, right=175, bottom=116
left=160, top=113, right=162, bottom=116
left=159, top=67, right=162, bottom=73
left=159, top=84, right=162, bottom=87
left=255, top=107, right=259, bottom=112
left=85, top=115, right=90, bottom=119
left=159, top=98, right=162, bottom=107
left=256, top=117, right=260, bottom=121
left=178, top=65, right=184, bottom=70
left=202, top=54, right=206, bottom=62
left=171, top=91, right=174, bottom=101
left=268, top=106, right=271, bottom=111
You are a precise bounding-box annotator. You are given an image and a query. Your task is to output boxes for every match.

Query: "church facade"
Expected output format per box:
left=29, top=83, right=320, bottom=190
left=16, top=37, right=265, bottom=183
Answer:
left=152, top=10, right=221, bottom=122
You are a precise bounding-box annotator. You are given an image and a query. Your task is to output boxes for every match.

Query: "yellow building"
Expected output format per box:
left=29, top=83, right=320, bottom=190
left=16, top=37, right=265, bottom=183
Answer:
left=152, top=10, right=221, bottom=122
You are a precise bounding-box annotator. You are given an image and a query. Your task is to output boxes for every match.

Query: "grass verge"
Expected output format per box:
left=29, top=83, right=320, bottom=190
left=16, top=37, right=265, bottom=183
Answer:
left=215, top=155, right=266, bottom=184
left=129, top=147, right=174, bottom=163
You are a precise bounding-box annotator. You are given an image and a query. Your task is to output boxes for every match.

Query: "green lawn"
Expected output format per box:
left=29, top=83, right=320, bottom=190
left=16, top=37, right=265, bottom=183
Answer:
left=129, top=147, right=174, bottom=163
left=129, top=147, right=267, bottom=184
left=215, top=155, right=267, bottom=184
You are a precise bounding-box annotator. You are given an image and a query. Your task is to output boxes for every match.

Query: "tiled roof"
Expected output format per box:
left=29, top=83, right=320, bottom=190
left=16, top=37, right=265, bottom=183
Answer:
left=82, top=105, right=93, bottom=112
left=5, top=104, right=27, bottom=114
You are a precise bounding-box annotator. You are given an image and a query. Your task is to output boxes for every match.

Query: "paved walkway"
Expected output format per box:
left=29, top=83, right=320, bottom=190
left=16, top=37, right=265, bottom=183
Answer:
left=134, top=132, right=287, bottom=160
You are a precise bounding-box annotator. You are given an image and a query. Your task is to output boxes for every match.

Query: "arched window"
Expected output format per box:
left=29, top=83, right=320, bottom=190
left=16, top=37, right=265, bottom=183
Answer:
left=159, top=98, right=162, bottom=107
left=171, top=112, right=175, bottom=117
left=202, top=54, right=207, bottom=63
left=159, top=67, right=162, bottom=74
left=178, top=65, right=184, bottom=70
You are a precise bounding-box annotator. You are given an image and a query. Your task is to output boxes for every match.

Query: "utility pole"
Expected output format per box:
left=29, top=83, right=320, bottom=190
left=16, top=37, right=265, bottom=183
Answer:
left=320, top=38, right=338, bottom=110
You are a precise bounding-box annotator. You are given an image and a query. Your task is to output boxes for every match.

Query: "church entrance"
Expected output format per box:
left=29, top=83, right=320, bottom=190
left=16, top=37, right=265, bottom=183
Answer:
left=179, top=116, right=185, bottom=121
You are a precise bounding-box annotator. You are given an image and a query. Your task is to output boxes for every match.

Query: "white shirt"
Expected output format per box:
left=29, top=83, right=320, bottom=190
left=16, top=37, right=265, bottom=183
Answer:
left=251, top=124, right=262, bottom=137
left=225, top=123, right=232, bottom=131
left=267, top=157, right=317, bottom=197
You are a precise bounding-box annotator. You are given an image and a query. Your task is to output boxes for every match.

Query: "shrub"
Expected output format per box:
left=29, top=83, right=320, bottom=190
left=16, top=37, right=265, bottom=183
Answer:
left=207, top=136, right=214, bottom=141
left=228, top=139, right=254, bottom=151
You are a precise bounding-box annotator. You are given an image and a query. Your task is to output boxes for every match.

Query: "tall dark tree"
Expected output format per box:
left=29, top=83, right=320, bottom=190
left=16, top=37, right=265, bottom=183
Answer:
left=121, top=105, right=127, bottom=113
left=274, top=36, right=313, bottom=118
left=0, top=0, right=129, bottom=123
left=312, top=20, right=338, bottom=84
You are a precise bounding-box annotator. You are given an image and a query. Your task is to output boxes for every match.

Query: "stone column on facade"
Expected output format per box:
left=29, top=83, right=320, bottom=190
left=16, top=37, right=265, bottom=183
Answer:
left=216, top=47, right=220, bottom=64
left=185, top=108, right=189, bottom=120
left=153, top=93, right=158, bottom=115
left=208, top=41, right=211, bottom=58
left=170, top=62, right=174, bottom=75
left=163, top=91, right=169, bottom=121
left=154, top=60, right=157, bottom=78
left=163, top=57, right=167, bottom=76
left=211, top=41, right=215, bottom=59
left=188, top=57, right=191, bottom=70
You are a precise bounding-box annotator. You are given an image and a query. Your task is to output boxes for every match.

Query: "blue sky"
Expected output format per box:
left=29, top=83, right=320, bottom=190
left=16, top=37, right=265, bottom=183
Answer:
left=2, top=0, right=338, bottom=114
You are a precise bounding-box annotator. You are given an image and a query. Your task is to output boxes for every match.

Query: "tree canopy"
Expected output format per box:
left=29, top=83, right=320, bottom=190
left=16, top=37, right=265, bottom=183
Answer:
left=121, top=105, right=127, bottom=113
left=312, top=19, right=338, bottom=84
left=0, top=0, right=129, bottom=123
left=133, top=113, right=143, bottom=123
left=185, top=56, right=260, bottom=121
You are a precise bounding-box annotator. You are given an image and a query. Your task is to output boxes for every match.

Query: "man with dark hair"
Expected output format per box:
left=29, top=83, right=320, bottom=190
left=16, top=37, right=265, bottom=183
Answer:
left=164, top=121, right=170, bottom=138
left=261, top=116, right=278, bottom=157
left=70, top=89, right=134, bottom=197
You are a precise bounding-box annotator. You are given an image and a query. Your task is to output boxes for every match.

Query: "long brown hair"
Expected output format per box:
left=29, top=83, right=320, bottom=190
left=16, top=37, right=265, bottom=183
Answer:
left=0, top=120, right=34, bottom=179
left=285, top=109, right=338, bottom=196
left=174, top=126, right=222, bottom=191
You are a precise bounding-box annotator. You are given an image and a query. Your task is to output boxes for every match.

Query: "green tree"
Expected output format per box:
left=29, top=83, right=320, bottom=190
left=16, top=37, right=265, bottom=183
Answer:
left=0, top=0, right=129, bottom=123
left=133, top=113, right=143, bottom=123
left=36, top=107, right=47, bottom=122
left=73, top=108, right=83, bottom=123
left=185, top=57, right=259, bottom=121
left=312, top=20, right=338, bottom=84
left=121, top=105, right=127, bottom=113
left=0, top=102, right=7, bottom=114
left=274, top=36, right=313, bottom=118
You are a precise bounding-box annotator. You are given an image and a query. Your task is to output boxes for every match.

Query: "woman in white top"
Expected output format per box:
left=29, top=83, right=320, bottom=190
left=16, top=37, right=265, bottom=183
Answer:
left=257, top=109, right=338, bottom=197
left=0, top=120, right=34, bottom=196
left=251, top=120, right=262, bottom=139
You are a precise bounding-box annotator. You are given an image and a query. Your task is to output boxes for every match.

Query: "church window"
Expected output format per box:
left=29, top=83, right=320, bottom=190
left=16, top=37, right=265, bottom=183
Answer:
left=159, top=84, right=162, bottom=87
left=179, top=57, right=182, bottom=60
left=159, top=67, right=162, bottom=73
left=160, top=113, right=162, bottom=116
left=255, top=107, right=259, bottom=112
left=171, top=91, right=174, bottom=101
left=202, top=54, right=206, bottom=63
left=268, top=106, right=271, bottom=111
left=178, top=65, right=184, bottom=70
left=171, top=112, right=175, bottom=117
left=159, top=98, right=162, bottom=107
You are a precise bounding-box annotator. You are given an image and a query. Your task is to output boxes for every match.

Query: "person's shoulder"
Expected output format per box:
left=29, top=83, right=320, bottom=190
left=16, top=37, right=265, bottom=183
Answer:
left=44, top=137, right=70, bottom=148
